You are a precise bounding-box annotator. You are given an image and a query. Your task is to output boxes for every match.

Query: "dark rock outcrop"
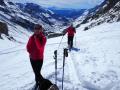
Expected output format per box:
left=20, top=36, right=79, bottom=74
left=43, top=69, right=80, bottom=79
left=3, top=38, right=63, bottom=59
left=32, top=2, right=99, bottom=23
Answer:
left=0, top=21, right=9, bottom=38
left=0, top=0, right=6, bottom=6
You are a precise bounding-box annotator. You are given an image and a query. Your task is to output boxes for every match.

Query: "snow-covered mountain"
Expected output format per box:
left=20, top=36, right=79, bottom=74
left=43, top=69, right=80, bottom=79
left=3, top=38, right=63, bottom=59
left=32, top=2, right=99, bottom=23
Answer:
left=74, top=0, right=120, bottom=30
left=0, top=0, right=30, bottom=42
left=48, top=7, right=86, bottom=19
left=0, top=0, right=120, bottom=90
left=16, top=3, right=69, bottom=26
left=0, top=0, right=69, bottom=40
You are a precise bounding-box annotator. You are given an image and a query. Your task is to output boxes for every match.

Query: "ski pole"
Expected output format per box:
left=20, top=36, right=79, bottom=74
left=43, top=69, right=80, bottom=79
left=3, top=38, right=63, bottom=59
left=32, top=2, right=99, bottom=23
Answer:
left=62, top=48, right=68, bottom=90
left=53, top=33, right=65, bottom=86
left=53, top=35, right=64, bottom=85
left=54, top=50, right=57, bottom=85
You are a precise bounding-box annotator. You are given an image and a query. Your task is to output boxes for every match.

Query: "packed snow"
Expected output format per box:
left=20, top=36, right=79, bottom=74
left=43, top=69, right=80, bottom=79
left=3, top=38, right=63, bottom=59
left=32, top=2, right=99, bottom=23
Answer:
left=0, top=22, right=120, bottom=90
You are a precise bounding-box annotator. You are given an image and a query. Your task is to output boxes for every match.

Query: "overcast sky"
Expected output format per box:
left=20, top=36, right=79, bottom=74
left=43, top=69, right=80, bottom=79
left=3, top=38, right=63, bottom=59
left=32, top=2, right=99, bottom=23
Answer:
left=10, top=0, right=104, bottom=9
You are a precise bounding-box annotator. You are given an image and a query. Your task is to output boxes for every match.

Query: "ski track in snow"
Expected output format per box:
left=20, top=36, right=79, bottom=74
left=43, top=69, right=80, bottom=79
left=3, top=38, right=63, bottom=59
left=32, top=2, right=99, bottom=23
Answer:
left=67, top=52, right=80, bottom=85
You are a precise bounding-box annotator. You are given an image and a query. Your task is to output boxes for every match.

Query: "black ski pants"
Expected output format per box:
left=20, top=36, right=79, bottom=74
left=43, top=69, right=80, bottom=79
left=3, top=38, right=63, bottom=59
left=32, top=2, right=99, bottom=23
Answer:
left=30, top=58, right=44, bottom=84
left=68, top=36, right=74, bottom=48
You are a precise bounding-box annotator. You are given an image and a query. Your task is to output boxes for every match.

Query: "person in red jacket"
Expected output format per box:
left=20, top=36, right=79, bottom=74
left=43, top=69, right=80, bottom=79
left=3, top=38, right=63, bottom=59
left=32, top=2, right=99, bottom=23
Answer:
left=26, top=24, right=47, bottom=88
left=65, top=24, right=76, bottom=49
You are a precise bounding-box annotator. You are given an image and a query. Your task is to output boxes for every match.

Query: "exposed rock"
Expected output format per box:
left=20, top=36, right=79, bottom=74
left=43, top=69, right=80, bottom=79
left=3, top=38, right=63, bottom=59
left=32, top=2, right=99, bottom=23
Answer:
left=0, top=0, right=6, bottom=6
left=0, top=21, right=9, bottom=39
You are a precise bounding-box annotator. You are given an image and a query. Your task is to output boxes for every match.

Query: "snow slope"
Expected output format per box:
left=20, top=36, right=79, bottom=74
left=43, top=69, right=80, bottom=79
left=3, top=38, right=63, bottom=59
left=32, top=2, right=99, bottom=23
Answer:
left=0, top=22, right=120, bottom=90
left=74, top=0, right=120, bottom=30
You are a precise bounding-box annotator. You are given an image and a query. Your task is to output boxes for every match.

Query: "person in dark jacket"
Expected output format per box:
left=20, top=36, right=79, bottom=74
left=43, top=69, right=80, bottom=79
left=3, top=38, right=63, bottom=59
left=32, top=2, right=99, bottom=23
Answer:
left=26, top=24, right=48, bottom=88
left=65, top=24, right=76, bottom=49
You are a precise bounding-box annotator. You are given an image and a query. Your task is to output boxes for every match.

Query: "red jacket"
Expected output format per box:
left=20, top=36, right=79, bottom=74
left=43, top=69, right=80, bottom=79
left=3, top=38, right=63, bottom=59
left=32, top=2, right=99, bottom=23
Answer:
left=66, top=26, right=76, bottom=36
left=26, top=32, right=46, bottom=60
